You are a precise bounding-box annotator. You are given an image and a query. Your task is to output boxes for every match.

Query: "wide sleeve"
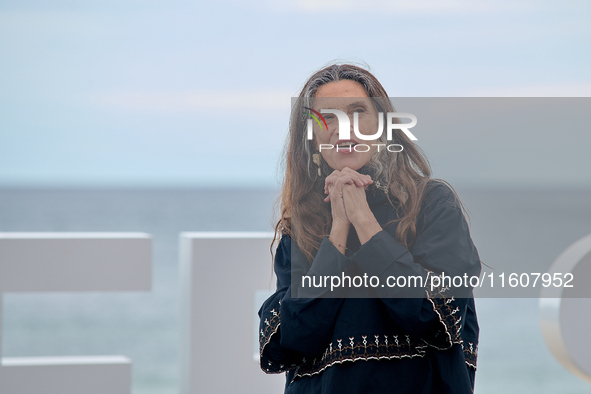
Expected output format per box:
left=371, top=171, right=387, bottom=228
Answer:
left=351, top=181, right=481, bottom=349
left=258, top=235, right=298, bottom=373
left=258, top=234, right=353, bottom=373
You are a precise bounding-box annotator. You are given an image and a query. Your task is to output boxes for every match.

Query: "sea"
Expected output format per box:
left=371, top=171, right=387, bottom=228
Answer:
left=1, top=187, right=590, bottom=394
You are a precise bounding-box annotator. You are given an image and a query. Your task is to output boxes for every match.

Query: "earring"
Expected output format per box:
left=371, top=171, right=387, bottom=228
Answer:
left=312, top=152, right=321, bottom=176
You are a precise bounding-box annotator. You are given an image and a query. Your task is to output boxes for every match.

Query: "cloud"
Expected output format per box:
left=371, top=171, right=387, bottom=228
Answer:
left=463, top=83, right=591, bottom=97
left=93, top=90, right=295, bottom=112
left=269, top=0, right=536, bottom=14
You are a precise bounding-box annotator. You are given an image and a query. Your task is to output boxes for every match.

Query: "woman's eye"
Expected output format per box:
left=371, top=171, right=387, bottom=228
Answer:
left=354, top=108, right=365, bottom=113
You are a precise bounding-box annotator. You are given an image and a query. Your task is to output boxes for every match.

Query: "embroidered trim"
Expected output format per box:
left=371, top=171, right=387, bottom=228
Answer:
left=293, top=333, right=428, bottom=381
left=291, top=337, right=476, bottom=381
left=462, top=340, right=478, bottom=370
left=424, top=271, right=464, bottom=350
left=259, top=298, right=285, bottom=373
left=259, top=286, right=478, bottom=377
left=259, top=304, right=281, bottom=354
left=424, top=271, right=478, bottom=370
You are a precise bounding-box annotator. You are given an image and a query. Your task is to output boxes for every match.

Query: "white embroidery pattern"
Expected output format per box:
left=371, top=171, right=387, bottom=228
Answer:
left=259, top=274, right=478, bottom=377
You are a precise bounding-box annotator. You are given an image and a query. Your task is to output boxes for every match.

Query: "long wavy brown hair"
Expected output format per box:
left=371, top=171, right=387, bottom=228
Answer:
left=274, top=63, right=450, bottom=263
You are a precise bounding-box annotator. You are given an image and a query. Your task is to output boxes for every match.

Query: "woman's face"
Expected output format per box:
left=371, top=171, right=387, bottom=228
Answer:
left=312, top=80, right=380, bottom=172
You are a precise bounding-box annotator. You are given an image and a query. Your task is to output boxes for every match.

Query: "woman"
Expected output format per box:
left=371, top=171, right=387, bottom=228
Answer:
left=258, top=63, right=481, bottom=393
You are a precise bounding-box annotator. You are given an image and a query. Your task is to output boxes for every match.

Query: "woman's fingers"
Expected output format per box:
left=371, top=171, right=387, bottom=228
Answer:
left=339, top=167, right=373, bottom=187
left=326, top=180, right=350, bottom=225
left=325, top=169, right=372, bottom=188
left=342, top=182, right=372, bottom=225
left=326, top=176, right=357, bottom=202
left=324, top=170, right=341, bottom=195
left=325, top=174, right=354, bottom=199
left=324, top=168, right=374, bottom=201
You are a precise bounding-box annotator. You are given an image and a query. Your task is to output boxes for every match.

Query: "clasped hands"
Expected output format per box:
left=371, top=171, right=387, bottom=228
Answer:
left=324, top=168, right=382, bottom=248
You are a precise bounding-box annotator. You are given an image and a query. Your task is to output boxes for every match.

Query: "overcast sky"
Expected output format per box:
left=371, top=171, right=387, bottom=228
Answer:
left=1, top=0, right=590, bottom=188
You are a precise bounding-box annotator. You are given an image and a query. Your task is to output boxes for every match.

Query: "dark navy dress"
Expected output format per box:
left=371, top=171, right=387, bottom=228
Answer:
left=259, top=180, right=481, bottom=393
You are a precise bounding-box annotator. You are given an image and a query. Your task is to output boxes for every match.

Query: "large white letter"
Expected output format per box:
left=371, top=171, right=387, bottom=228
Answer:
left=387, top=113, right=418, bottom=141
left=180, top=232, right=285, bottom=394
left=353, top=112, right=384, bottom=140
left=307, top=119, right=314, bottom=140
left=0, top=232, right=151, bottom=394
left=320, top=109, right=350, bottom=140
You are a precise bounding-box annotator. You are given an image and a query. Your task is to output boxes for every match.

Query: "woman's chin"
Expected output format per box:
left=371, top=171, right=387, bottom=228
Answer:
left=323, top=150, right=374, bottom=172
left=332, top=160, right=368, bottom=172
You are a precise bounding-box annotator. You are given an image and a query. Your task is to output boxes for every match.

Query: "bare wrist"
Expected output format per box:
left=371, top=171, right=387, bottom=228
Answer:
left=354, top=216, right=382, bottom=245
left=329, top=222, right=349, bottom=255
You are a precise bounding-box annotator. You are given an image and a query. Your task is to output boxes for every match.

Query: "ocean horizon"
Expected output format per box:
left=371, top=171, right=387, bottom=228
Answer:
left=1, top=186, right=590, bottom=393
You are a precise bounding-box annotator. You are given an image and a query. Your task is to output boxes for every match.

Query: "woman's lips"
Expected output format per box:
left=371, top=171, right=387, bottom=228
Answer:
left=334, top=139, right=359, bottom=154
